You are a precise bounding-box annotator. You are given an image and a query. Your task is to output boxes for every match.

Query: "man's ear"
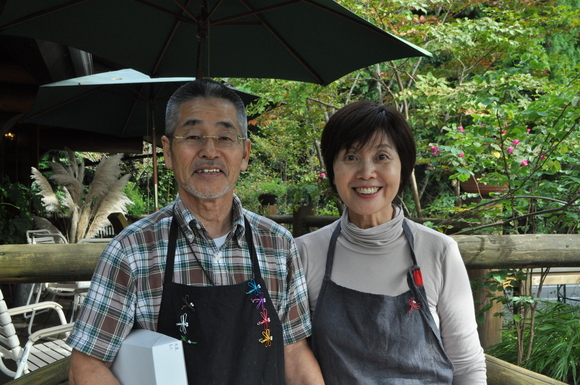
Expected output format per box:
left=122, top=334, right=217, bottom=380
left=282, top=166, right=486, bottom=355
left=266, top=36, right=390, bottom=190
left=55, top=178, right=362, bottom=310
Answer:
left=240, top=139, right=251, bottom=171
left=161, top=136, right=173, bottom=170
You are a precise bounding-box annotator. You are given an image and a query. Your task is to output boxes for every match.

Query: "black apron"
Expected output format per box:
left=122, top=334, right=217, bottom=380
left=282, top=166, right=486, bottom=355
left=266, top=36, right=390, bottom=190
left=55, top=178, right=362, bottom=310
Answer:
left=311, top=219, right=454, bottom=384
left=157, top=216, right=285, bottom=385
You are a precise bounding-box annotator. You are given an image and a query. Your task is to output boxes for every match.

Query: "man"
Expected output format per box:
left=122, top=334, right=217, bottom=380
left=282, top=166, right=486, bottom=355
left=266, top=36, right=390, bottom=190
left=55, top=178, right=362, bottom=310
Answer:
left=67, top=79, right=324, bottom=385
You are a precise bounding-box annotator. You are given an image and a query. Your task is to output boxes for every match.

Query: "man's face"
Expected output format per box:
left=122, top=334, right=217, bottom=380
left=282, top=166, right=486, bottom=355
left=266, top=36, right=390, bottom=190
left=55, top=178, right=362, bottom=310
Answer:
left=162, top=97, right=250, bottom=205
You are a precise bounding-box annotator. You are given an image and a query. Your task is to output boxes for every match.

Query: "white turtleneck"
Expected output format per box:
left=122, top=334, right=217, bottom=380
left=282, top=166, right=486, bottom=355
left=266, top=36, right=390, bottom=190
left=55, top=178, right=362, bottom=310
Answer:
left=296, top=206, right=486, bottom=384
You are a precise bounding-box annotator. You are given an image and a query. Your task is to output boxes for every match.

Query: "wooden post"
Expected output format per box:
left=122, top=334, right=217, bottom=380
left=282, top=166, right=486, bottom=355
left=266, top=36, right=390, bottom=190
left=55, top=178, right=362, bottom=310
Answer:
left=292, top=205, right=315, bottom=237
left=464, top=196, right=505, bottom=348
left=469, top=269, right=503, bottom=348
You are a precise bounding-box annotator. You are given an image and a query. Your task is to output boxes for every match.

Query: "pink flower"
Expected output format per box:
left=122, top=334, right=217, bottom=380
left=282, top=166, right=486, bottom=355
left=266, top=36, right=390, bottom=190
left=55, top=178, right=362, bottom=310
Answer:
left=320, top=173, right=326, bottom=178
left=508, top=146, right=514, bottom=154
left=459, top=152, right=464, bottom=157
left=527, top=128, right=531, bottom=133
left=539, top=155, right=546, bottom=160
left=521, top=160, right=529, bottom=166
left=430, top=145, right=440, bottom=155
left=458, top=126, right=464, bottom=132
left=502, top=130, right=507, bottom=134
left=512, top=139, right=520, bottom=146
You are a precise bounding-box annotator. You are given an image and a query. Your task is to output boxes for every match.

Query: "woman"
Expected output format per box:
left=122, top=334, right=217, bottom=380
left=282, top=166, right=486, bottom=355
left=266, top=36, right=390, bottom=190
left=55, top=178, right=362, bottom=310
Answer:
left=296, top=100, right=486, bottom=384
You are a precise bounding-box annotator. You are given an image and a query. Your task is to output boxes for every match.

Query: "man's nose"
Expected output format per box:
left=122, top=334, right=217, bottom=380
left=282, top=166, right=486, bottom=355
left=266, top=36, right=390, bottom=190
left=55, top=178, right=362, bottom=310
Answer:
left=199, top=137, right=220, bottom=157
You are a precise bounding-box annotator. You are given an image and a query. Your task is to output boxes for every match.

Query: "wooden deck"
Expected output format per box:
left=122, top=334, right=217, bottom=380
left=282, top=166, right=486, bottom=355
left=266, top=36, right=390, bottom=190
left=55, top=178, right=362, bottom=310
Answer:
left=0, top=284, right=75, bottom=385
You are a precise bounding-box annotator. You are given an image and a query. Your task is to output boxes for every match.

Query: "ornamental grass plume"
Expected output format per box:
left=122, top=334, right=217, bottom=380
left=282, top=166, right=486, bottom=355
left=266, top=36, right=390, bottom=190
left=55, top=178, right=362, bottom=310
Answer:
left=31, top=150, right=133, bottom=243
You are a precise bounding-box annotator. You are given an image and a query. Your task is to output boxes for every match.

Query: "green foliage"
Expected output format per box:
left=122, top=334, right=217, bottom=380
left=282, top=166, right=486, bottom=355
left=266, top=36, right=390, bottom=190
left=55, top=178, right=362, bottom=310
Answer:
left=124, top=181, right=148, bottom=220
left=234, top=178, right=288, bottom=213
left=488, top=301, right=580, bottom=383
left=0, top=177, right=41, bottom=244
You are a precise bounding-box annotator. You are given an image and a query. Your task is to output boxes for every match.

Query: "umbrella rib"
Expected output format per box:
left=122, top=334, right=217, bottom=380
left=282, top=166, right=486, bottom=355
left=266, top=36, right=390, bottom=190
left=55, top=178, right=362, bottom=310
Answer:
left=302, top=0, right=402, bottom=38
left=26, top=87, right=101, bottom=120
left=210, top=0, right=301, bottom=26
left=239, top=0, right=323, bottom=84
left=121, top=97, right=141, bottom=136
left=0, top=0, right=89, bottom=31
left=142, top=0, right=196, bottom=76
left=131, top=0, right=198, bottom=24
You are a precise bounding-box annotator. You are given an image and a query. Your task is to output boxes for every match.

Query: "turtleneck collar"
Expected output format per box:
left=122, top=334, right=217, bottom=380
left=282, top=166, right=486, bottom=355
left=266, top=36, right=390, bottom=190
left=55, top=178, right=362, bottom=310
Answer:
left=339, top=205, right=405, bottom=249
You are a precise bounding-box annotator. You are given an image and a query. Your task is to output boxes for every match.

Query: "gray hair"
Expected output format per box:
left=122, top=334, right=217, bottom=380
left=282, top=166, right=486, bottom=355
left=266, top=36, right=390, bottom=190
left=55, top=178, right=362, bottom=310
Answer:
left=165, top=79, right=248, bottom=137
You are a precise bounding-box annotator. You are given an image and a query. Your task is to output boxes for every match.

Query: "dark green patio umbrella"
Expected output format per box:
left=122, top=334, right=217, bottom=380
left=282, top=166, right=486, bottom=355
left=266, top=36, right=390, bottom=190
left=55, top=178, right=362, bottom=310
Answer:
left=23, top=68, right=260, bottom=210
left=0, top=0, right=431, bottom=85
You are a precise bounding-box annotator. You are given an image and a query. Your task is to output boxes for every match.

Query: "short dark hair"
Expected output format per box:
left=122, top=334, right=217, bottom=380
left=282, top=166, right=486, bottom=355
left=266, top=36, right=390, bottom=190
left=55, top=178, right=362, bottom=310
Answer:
left=165, top=79, right=247, bottom=137
left=321, top=100, right=416, bottom=196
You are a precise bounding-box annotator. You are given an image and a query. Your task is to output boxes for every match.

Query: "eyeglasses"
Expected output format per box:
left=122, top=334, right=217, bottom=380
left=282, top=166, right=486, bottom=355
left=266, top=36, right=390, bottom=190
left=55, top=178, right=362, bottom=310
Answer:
left=172, top=132, right=247, bottom=149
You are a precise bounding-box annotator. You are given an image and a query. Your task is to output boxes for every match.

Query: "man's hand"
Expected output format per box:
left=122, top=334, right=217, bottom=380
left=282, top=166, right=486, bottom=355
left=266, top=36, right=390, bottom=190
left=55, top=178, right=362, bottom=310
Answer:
left=69, top=349, right=120, bottom=385
left=284, top=339, right=325, bottom=385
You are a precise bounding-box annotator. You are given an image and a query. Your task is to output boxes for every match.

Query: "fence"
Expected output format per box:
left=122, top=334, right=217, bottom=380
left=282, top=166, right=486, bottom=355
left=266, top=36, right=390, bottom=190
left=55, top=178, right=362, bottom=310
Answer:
left=1, top=232, right=579, bottom=384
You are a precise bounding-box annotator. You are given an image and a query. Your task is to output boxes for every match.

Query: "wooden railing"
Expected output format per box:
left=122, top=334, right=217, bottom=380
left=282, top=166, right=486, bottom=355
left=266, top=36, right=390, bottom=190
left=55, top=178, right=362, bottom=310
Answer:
left=1, top=234, right=580, bottom=283
left=2, top=233, right=579, bottom=384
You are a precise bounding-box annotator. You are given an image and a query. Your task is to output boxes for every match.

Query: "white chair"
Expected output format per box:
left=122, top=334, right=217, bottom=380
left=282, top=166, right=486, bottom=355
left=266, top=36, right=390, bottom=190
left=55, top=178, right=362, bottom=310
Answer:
left=24, top=230, right=91, bottom=329
left=22, top=230, right=70, bottom=332
left=0, top=287, right=73, bottom=379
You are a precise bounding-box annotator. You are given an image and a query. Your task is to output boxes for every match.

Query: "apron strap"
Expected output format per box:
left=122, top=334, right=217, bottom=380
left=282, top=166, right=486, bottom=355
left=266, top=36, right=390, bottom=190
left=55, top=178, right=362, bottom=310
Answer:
left=243, top=216, right=261, bottom=281
left=164, top=212, right=260, bottom=284
left=324, top=222, right=342, bottom=280
left=402, top=219, right=419, bottom=266
left=164, top=216, right=179, bottom=284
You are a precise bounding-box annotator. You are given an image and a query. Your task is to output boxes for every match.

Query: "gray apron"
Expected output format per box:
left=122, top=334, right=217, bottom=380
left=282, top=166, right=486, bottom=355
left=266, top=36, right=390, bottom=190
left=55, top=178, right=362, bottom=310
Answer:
left=311, top=219, right=454, bottom=384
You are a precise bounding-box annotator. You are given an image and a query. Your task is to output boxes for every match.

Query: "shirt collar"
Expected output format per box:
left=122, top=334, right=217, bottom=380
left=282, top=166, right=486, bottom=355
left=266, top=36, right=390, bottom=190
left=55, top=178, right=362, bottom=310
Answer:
left=172, top=194, right=246, bottom=239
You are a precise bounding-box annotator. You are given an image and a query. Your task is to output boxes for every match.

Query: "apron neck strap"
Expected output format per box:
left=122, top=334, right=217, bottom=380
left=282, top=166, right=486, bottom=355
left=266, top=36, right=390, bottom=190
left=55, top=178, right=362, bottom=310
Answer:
left=324, top=222, right=342, bottom=279
left=164, top=214, right=261, bottom=284
left=402, top=219, right=419, bottom=266
left=324, top=218, right=419, bottom=280
left=243, top=216, right=262, bottom=281
left=164, top=216, right=179, bottom=284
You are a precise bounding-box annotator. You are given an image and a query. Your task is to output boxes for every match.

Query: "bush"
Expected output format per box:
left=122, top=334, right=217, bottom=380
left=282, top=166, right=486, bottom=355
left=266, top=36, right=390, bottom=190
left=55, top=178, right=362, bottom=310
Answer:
left=488, top=301, right=580, bottom=383
left=0, top=177, right=42, bottom=244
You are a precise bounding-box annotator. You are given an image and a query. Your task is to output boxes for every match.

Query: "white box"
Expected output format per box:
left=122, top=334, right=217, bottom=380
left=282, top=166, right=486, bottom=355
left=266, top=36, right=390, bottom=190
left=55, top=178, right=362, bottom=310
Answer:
left=110, top=329, right=188, bottom=385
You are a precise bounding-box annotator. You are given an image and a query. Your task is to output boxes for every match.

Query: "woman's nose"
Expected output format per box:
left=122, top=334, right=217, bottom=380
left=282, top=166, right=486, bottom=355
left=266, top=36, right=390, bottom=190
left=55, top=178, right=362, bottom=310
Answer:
left=356, top=158, right=376, bottom=179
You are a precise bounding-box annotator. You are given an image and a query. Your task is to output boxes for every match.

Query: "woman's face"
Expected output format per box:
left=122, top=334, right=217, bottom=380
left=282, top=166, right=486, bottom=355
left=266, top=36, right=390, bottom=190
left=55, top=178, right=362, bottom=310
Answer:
left=333, top=132, right=401, bottom=229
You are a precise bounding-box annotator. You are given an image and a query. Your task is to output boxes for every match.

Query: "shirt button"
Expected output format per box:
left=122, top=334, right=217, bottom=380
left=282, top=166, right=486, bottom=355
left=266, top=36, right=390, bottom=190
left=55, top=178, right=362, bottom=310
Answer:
left=214, top=251, right=222, bottom=261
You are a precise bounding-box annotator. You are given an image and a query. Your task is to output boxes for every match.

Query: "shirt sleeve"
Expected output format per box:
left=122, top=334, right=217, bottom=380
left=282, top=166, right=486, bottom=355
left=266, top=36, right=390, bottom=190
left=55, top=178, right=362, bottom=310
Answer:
left=66, top=238, right=137, bottom=362
left=436, top=239, right=487, bottom=384
left=278, top=237, right=313, bottom=345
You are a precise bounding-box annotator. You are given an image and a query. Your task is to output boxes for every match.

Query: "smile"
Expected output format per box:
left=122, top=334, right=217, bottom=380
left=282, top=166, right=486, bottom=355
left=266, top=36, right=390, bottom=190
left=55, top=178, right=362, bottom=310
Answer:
left=354, top=187, right=381, bottom=195
left=195, top=169, right=222, bottom=174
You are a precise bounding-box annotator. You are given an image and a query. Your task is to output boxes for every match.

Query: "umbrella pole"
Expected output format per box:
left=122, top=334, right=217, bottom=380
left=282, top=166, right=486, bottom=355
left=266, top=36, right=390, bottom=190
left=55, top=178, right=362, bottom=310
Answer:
left=196, top=0, right=209, bottom=79
left=150, top=105, right=159, bottom=212
left=152, top=126, right=159, bottom=212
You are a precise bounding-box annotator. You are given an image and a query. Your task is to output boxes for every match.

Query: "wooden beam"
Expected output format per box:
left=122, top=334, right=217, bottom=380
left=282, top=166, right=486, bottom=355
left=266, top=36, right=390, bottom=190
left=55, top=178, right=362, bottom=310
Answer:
left=486, top=354, right=567, bottom=384
left=1, top=235, right=580, bottom=284
left=0, top=84, right=37, bottom=113
left=34, top=125, right=144, bottom=154
left=453, top=234, right=580, bottom=269
left=0, top=243, right=105, bottom=283
left=5, top=356, right=70, bottom=385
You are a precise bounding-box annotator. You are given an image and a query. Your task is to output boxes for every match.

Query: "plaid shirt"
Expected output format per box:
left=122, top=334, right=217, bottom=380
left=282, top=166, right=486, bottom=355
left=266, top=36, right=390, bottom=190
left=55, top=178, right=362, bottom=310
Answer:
left=67, top=195, right=312, bottom=362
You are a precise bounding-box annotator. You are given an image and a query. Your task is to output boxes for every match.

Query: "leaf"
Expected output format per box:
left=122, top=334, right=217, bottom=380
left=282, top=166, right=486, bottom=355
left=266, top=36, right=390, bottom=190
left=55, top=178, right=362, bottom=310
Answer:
left=30, top=167, right=60, bottom=212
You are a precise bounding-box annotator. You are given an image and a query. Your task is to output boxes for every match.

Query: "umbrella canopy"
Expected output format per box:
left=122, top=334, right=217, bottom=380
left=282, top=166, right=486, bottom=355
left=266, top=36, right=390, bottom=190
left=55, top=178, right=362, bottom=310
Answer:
left=24, top=68, right=260, bottom=138
left=0, top=0, right=431, bottom=86
left=24, top=68, right=260, bottom=210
